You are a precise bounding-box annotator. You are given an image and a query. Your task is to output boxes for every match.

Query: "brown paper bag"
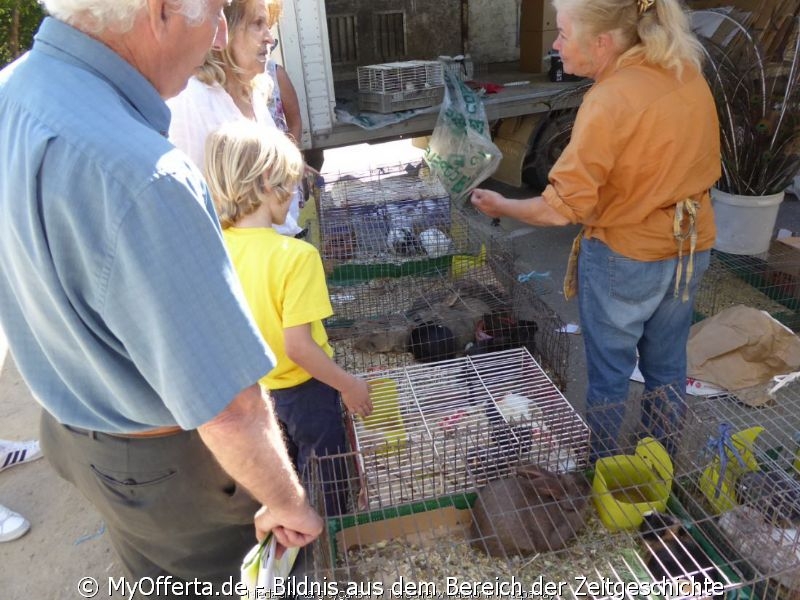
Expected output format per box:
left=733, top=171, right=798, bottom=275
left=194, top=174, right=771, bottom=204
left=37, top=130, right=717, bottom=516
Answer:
left=687, top=305, right=800, bottom=405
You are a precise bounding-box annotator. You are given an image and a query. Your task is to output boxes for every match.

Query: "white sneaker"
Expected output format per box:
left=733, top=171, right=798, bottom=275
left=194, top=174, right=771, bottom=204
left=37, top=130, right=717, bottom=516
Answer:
left=0, top=504, right=30, bottom=542
left=0, top=440, right=43, bottom=473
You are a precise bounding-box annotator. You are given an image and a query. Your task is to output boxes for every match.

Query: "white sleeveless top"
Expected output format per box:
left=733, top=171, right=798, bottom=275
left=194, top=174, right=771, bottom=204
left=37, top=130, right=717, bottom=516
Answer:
left=167, top=77, right=276, bottom=170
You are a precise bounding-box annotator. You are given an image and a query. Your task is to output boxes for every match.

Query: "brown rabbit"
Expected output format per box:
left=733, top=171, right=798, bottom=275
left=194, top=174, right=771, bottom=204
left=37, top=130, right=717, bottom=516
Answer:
left=470, top=463, right=591, bottom=557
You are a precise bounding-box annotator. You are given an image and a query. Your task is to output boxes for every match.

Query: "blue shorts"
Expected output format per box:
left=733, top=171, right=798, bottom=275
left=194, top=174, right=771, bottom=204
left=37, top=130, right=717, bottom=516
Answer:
left=271, top=378, right=350, bottom=516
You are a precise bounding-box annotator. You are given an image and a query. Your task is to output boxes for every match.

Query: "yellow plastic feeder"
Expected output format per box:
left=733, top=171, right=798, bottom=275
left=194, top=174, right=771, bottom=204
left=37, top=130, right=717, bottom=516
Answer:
left=358, top=378, right=407, bottom=453
left=698, top=425, right=763, bottom=514
left=592, top=437, right=674, bottom=532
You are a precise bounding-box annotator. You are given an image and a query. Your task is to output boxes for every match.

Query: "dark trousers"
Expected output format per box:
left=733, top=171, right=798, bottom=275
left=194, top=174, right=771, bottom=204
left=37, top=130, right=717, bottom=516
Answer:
left=271, top=378, right=350, bottom=516
left=40, top=411, right=260, bottom=598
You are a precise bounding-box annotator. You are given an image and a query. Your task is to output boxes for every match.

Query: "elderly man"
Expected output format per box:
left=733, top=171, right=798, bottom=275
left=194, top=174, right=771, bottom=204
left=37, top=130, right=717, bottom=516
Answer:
left=0, top=0, right=322, bottom=590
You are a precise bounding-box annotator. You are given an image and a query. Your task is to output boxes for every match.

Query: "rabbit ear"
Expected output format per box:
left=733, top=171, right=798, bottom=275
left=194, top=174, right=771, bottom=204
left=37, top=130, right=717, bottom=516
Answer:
left=537, top=477, right=568, bottom=500
left=516, top=463, right=549, bottom=480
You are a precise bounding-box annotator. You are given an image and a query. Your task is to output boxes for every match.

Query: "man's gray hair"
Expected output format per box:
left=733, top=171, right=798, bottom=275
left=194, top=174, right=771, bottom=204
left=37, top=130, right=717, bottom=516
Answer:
left=40, top=0, right=210, bottom=33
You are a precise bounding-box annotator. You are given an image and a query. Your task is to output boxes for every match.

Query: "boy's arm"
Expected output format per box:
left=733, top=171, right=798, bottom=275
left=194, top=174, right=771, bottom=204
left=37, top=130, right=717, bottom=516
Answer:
left=284, top=324, right=373, bottom=417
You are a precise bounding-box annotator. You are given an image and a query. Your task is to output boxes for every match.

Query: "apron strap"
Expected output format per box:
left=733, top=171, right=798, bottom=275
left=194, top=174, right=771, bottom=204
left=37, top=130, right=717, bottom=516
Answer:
left=673, top=198, right=699, bottom=302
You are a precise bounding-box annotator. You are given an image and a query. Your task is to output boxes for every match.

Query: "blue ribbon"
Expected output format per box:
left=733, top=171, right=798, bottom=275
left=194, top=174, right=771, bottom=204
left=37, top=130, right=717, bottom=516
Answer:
left=705, top=423, right=749, bottom=499
left=517, top=270, right=551, bottom=283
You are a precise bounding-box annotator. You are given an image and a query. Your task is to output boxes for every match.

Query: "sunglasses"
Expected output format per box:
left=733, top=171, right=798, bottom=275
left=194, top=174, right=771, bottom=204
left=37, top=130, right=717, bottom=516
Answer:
left=270, top=38, right=279, bottom=52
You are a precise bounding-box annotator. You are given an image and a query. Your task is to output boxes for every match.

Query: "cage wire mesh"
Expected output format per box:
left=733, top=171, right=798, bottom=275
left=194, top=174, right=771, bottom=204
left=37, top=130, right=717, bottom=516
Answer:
left=299, top=386, right=757, bottom=599
left=319, top=162, right=465, bottom=268
left=348, top=347, right=589, bottom=511
left=357, top=60, right=445, bottom=113
left=670, top=382, right=800, bottom=599
left=694, top=246, right=800, bottom=332
left=319, top=165, right=568, bottom=387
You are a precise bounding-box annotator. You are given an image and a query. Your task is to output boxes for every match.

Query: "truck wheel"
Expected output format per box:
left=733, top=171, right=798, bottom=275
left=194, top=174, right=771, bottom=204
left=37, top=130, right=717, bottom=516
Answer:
left=521, top=109, right=578, bottom=192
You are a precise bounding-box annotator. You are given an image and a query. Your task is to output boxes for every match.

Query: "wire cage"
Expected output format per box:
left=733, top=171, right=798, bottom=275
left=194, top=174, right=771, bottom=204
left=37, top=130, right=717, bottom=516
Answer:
left=694, top=245, right=800, bottom=332
left=299, top=387, right=754, bottom=600
left=357, top=60, right=445, bottom=113
left=318, top=163, right=459, bottom=271
left=348, top=347, right=590, bottom=511
left=669, top=383, right=800, bottom=599
left=326, top=243, right=569, bottom=388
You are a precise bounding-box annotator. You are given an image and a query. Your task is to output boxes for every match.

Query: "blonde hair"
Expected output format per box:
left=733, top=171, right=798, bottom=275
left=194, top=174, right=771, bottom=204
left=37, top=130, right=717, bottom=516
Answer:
left=205, top=121, right=303, bottom=229
left=267, top=0, right=282, bottom=27
left=196, top=0, right=278, bottom=90
left=552, top=0, right=703, bottom=77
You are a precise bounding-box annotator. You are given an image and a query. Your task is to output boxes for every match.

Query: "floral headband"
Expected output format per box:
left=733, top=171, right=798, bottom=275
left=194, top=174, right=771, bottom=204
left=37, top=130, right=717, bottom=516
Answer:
left=637, top=0, right=655, bottom=14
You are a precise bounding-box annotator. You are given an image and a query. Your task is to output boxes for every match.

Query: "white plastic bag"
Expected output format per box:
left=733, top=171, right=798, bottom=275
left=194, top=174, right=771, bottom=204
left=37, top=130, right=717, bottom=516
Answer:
left=424, top=68, right=502, bottom=201
left=240, top=534, right=299, bottom=599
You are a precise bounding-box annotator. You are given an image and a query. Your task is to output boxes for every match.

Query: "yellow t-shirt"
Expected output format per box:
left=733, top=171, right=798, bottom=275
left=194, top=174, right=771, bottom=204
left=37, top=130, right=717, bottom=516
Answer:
left=542, top=59, right=721, bottom=261
left=223, top=227, right=334, bottom=390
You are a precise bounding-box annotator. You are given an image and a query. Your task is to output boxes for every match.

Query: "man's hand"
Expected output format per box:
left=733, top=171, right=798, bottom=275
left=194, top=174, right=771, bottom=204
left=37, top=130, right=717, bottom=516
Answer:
left=340, top=376, right=373, bottom=418
left=198, top=385, right=322, bottom=547
left=254, top=503, right=323, bottom=551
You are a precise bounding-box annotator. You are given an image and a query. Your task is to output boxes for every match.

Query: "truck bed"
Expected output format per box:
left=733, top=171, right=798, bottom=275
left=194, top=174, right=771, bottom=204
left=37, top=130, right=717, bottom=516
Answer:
left=312, top=63, right=587, bottom=149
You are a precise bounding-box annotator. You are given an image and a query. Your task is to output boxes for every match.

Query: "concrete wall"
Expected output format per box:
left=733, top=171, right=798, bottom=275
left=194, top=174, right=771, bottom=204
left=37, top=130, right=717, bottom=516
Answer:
left=326, top=0, right=462, bottom=79
left=468, top=0, right=521, bottom=63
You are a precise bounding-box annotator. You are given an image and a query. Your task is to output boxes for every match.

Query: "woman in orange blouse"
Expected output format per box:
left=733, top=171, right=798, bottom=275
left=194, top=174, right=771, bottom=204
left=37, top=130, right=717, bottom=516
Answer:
left=472, top=0, right=720, bottom=460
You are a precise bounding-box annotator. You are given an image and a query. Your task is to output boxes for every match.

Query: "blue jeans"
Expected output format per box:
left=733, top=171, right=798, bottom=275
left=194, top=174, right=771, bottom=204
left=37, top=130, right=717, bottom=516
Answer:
left=577, top=238, right=710, bottom=459
left=271, top=378, right=350, bottom=516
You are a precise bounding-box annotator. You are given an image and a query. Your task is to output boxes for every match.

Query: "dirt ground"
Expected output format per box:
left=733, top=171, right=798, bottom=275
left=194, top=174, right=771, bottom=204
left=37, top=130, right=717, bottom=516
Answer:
left=0, top=328, right=121, bottom=600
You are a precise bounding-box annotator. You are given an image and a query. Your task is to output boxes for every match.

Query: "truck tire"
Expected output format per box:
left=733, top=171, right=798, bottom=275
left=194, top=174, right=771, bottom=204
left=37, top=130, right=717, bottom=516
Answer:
left=521, top=109, right=578, bottom=192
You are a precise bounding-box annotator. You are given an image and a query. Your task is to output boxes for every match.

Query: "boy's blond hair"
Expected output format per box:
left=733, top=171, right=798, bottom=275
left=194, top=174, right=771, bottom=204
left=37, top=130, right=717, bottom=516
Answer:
left=204, top=121, right=303, bottom=229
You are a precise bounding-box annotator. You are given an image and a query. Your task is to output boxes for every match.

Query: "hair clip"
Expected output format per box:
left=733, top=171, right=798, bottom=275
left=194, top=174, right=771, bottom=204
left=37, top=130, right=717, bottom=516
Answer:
left=637, top=0, right=655, bottom=14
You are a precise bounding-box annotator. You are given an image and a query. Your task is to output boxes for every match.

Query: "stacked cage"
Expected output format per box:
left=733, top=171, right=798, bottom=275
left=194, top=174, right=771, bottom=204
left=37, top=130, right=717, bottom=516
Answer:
left=305, top=386, right=756, bottom=599
left=669, top=383, right=800, bottom=599
left=319, top=164, right=569, bottom=389
left=357, top=60, right=445, bottom=113
left=695, top=245, right=800, bottom=332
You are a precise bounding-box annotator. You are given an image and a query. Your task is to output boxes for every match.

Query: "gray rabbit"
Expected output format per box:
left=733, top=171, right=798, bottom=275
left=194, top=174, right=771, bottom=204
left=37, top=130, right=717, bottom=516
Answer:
left=736, top=469, right=800, bottom=527
left=470, top=463, right=591, bottom=557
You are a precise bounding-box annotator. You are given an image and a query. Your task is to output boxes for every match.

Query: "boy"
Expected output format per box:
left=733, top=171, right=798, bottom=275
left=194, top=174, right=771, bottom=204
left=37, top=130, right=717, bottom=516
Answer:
left=205, top=121, right=373, bottom=516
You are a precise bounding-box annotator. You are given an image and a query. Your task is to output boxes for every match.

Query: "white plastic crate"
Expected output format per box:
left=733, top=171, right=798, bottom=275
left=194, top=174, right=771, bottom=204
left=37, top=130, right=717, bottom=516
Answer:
left=357, top=60, right=445, bottom=113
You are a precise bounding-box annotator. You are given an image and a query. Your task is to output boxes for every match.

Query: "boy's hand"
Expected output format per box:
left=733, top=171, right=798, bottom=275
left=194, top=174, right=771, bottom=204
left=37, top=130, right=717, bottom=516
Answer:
left=341, top=376, right=373, bottom=417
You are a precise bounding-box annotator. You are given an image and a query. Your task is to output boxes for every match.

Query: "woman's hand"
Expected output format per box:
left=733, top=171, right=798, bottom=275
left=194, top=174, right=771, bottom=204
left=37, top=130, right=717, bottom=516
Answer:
left=341, top=376, right=373, bottom=418
left=471, top=188, right=509, bottom=218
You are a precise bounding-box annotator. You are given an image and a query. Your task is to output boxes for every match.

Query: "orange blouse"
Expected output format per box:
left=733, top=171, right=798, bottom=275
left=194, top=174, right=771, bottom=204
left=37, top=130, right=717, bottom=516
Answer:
left=542, top=59, right=721, bottom=261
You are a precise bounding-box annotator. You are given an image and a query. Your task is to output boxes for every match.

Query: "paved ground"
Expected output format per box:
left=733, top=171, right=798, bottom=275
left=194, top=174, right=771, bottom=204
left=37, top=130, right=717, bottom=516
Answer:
left=1, top=137, right=798, bottom=598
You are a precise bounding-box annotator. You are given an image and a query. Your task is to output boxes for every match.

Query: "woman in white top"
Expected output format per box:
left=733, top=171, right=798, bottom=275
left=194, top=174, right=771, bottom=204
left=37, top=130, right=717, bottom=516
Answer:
left=168, top=0, right=302, bottom=236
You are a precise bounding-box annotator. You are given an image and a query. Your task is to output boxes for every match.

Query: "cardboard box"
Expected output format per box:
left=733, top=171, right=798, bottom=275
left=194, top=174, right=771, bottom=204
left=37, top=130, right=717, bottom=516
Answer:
left=519, top=0, right=558, bottom=73
left=334, top=505, right=473, bottom=555
left=520, top=29, right=558, bottom=73
left=520, top=0, right=557, bottom=32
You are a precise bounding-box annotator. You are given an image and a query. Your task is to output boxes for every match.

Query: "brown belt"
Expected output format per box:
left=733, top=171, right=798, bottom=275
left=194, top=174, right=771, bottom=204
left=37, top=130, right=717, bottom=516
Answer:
left=65, top=424, right=184, bottom=439
left=118, top=425, right=184, bottom=439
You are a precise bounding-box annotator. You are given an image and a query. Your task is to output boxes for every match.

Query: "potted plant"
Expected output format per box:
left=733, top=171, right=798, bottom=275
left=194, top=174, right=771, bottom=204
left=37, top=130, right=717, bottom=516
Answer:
left=693, top=10, right=800, bottom=255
